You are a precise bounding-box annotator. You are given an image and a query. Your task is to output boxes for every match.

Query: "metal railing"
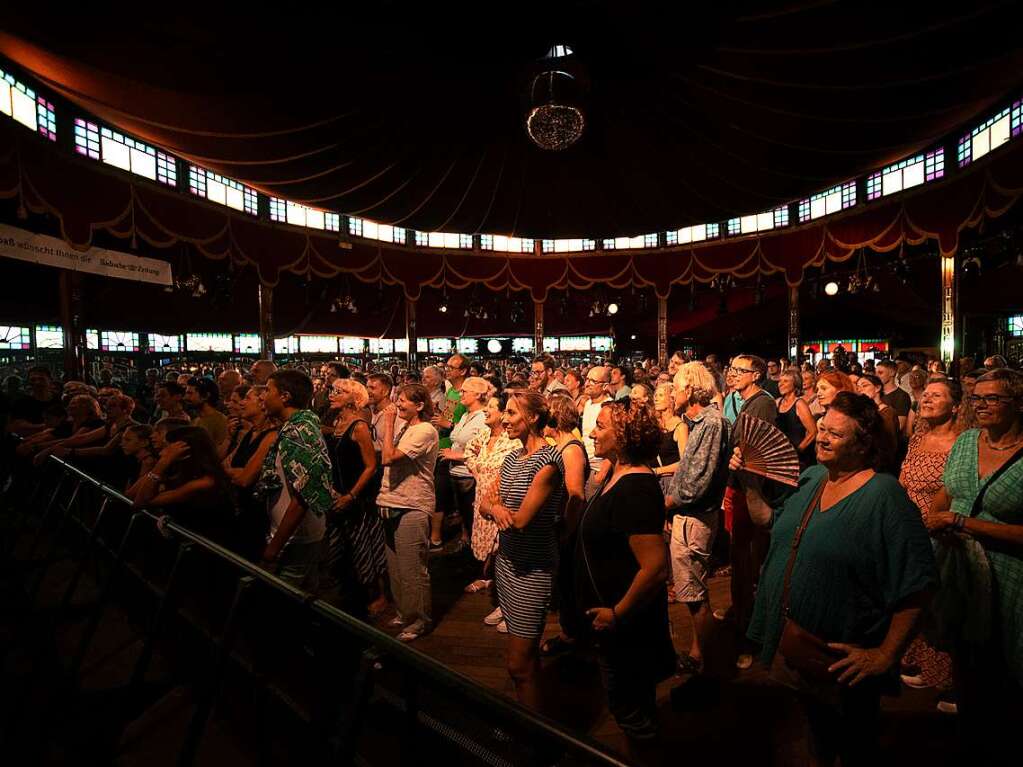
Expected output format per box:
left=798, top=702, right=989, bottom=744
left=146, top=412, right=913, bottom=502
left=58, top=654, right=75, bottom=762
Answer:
left=1, top=455, right=630, bottom=767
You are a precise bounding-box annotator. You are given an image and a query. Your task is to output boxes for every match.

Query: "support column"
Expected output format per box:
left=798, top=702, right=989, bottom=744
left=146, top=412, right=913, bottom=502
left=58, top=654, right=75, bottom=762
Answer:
left=58, top=271, right=86, bottom=381
left=406, top=297, right=418, bottom=369
left=258, top=283, right=274, bottom=361
left=940, top=253, right=957, bottom=368
left=787, top=284, right=801, bottom=364
left=533, top=301, right=544, bottom=356
left=657, top=296, right=668, bottom=367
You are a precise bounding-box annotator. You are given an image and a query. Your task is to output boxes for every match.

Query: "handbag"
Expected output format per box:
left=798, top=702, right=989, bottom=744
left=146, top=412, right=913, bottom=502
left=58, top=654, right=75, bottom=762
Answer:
left=923, top=443, right=1023, bottom=650
left=776, top=477, right=843, bottom=684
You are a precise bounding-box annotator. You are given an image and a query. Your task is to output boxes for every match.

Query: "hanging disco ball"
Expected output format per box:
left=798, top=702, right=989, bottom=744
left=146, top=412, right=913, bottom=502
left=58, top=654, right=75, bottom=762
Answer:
left=526, top=70, right=585, bottom=151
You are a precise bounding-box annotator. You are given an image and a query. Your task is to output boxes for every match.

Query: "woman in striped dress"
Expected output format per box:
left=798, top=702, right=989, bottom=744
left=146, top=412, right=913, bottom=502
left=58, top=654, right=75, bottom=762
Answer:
left=480, top=390, right=565, bottom=710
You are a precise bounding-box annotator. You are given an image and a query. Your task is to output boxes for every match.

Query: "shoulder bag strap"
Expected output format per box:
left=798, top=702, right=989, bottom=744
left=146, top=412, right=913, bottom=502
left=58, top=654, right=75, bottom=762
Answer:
left=780, top=477, right=828, bottom=617
left=970, top=443, right=1023, bottom=518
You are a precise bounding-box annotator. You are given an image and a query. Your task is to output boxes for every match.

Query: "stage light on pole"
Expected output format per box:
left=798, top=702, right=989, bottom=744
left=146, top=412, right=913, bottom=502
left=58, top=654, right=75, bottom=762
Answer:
left=824, top=281, right=839, bottom=296
left=487, top=339, right=502, bottom=353
left=607, top=302, right=619, bottom=315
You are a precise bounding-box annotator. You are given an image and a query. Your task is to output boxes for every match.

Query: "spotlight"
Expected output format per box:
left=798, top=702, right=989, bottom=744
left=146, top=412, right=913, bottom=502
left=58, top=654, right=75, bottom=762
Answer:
left=630, top=334, right=637, bottom=340
left=607, top=303, right=619, bottom=315
left=438, top=302, right=448, bottom=313
left=487, top=339, right=502, bottom=354
left=824, top=281, right=839, bottom=296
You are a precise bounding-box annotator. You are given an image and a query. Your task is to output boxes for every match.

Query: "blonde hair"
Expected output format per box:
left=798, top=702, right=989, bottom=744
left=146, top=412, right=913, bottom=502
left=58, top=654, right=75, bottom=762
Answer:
left=673, top=362, right=718, bottom=406
left=333, top=378, right=369, bottom=409
left=461, top=376, right=492, bottom=398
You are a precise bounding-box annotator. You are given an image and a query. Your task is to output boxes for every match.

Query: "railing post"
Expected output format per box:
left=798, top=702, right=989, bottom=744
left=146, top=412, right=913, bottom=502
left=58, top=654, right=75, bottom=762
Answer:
left=401, top=674, right=419, bottom=766
left=330, top=648, right=381, bottom=764
left=176, top=575, right=255, bottom=767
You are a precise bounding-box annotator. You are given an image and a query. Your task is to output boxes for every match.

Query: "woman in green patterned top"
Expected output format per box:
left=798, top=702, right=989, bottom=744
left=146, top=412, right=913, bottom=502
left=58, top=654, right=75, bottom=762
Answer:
left=927, top=368, right=1023, bottom=749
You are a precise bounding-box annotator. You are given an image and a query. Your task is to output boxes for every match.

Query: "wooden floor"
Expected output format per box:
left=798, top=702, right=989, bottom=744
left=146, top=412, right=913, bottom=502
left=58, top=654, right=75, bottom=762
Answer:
left=375, top=546, right=961, bottom=765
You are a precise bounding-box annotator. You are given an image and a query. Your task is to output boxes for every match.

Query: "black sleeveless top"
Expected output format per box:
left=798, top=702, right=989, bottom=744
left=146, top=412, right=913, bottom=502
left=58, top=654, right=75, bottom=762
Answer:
left=558, top=438, right=591, bottom=484
left=776, top=398, right=813, bottom=469
left=657, top=422, right=682, bottom=466
left=333, top=419, right=379, bottom=500
left=231, top=426, right=276, bottom=470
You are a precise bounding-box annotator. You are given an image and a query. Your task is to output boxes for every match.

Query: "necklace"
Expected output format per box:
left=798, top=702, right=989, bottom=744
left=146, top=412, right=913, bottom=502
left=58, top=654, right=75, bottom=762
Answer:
left=983, top=431, right=1023, bottom=452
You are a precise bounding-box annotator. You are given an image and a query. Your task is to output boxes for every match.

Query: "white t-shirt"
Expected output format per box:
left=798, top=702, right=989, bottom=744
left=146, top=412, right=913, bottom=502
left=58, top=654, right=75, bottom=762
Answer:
left=448, top=408, right=488, bottom=478
left=581, top=397, right=607, bottom=473
left=269, top=451, right=326, bottom=545
left=376, top=421, right=440, bottom=513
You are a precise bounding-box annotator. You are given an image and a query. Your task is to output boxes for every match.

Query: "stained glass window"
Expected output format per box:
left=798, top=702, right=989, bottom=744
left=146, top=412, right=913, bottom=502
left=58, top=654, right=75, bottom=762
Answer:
left=542, top=337, right=559, bottom=352
left=0, top=67, right=55, bottom=140
left=480, top=235, right=534, bottom=253
left=798, top=181, right=857, bottom=222
left=369, top=338, right=395, bottom=354
left=35, top=325, right=64, bottom=349
left=0, top=326, right=31, bottom=350
left=188, top=166, right=258, bottom=215
left=186, top=332, right=233, bottom=352
left=100, top=331, right=140, bottom=352
left=340, top=337, right=365, bottom=354
left=958, top=99, right=1021, bottom=167
left=591, top=336, right=613, bottom=352
left=233, top=334, right=261, bottom=354
left=671, top=223, right=720, bottom=244
left=730, top=206, right=789, bottom=236
left=424, top=232, right=471, bottom=249
left=511, top=338, right=534, bottom=354
left=269, top=198, right=339, bottom=232
left=1009, top=315, right=1023, bottom=337
left=86, top=329, right=99, bottom=350
left=559, top=336, right=590, bottom=352
left=542, top=239, right=555, bottom=253
left=148, top=333, right=182, bottom=353
left=866, top=149, right=944, bottom=200
left=428, top=338, right=452, bottom=354
left=457, top=338, right=479, bottom=354
left=602, top=234, right=656, bottom=250
left=347, top=216, right=403, bottom=242
left=414, top=231, right=429, bottom=247
left=75, top=120, right=176, bottom=186
left=299, top=336, right=339, bottom=354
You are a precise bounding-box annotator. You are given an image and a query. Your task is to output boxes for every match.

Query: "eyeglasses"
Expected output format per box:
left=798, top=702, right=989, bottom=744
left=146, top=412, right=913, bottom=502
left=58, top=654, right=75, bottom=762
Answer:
left=528, top=371, right=544, bottom=378
left=586, top=378, right=610, bottom=385
left=968, top=394, right=1015, bottom=407
left=727, top=366, right=755, bottom=375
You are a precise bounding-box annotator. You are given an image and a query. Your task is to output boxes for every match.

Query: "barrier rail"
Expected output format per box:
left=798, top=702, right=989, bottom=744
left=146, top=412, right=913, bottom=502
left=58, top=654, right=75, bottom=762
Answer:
left=1, top=455, right=629, bottom=766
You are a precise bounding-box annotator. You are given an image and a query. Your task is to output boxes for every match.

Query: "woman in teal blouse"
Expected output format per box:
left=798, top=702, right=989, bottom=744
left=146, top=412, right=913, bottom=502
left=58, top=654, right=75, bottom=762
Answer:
left=926, top=368, right=1023, bottom=756
left=733, top=392, right=936, bottom=766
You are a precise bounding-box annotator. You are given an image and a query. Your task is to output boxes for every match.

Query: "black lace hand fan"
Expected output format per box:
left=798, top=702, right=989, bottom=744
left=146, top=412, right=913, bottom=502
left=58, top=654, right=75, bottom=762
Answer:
left=735, top=413, right=801, bottom=486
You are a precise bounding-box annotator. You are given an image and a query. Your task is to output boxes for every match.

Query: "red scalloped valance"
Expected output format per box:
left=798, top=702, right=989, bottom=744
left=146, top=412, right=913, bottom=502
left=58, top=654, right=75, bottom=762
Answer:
left=3, top=119, right=1023, bottom=302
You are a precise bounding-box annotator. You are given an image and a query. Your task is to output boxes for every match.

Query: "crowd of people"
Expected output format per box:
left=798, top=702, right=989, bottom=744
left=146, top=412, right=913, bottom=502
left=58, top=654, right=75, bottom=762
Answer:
left=2, top=346, right=1021, bottom=765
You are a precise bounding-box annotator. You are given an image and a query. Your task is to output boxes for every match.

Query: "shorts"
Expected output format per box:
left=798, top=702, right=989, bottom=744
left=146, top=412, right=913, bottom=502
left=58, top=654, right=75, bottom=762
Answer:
left=669, top=509, right=718, bottom=603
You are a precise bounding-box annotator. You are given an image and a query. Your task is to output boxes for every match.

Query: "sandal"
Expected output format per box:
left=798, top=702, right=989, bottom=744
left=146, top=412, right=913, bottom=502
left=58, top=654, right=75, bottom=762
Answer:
left=397, top=629, right=423, bottom=643
left=464, top=579, right=492, bottom=594
left=540, top=635, right=577, bottom=657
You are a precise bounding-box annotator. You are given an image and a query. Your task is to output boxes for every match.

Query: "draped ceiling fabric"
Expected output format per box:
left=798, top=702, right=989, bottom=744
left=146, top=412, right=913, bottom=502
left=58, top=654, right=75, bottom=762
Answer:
left=2, top=4, right=1023, bottom=300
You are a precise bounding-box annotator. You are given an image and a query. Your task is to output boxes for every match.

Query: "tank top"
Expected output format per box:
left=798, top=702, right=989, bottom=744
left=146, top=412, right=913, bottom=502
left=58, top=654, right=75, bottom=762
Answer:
left=558, top=438, right=591, bottom=484
left=333, top=418, right=379, bottom=499
left=657, top=422, right=682, bottom=466
left=776, top=398, right=812, bottom=469
left=231, top=426, right=276, bottom=470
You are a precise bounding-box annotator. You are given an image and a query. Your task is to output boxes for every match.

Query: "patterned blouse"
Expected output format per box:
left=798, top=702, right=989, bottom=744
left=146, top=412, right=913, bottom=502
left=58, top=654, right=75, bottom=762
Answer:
left=943, top=429, right=1023, bottom=682
left=899, top=432, right=951, bottom=517
left=464, top=428, right=521, bottom=562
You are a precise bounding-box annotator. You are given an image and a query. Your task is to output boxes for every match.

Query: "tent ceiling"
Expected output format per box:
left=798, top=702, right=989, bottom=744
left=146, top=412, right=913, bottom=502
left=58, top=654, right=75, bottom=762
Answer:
left=2, top=3, right=1022, bottom=238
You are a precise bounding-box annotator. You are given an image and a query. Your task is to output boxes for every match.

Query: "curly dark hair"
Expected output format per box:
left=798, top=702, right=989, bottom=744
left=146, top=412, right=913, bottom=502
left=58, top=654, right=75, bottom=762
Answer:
left=827, top=392, right=885, bottom=470
left=600, top=400, right=662, bottom=466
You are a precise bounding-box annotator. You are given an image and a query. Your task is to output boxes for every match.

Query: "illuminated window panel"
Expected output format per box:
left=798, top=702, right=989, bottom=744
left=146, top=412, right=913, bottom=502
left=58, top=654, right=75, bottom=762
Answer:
left=958, top=100, right=1021, bottom=167
left=185, top=332, right=233, bottom=352
left=340, top=337, right=365, bottom=354
left=726, top=218, right=741, bottom=236
left=416, top=338, right=429, bottom=353
left=273, top=336, right=299, bottom=356
left=559, top=336, right=590, bottom=352
left=299, top=335, right=339, bottom=354
left=428, top=338, right=452, bottom=354
left=35, top=325, right=65, bottom=349
left=457, top=338, right=479, bottom=354
left=0, top=68, right=55, bottom=139
left=0, top=326, right=31, bottom=350
left=547, top=237, right=595, bottom=253
left=591, top=336, right=613, bottom=352
left=644, top=233, right=659, bottom=248
left=100, top=330, right=140, bottom=352
left=86, top=329, right=99, bottom=350
left=424, top=232, right=471, bottom=249
left=542, top=239, right=555, bottom=253
left=414, top=231, right=429, bottom=247
left=671, top=223, right=720, bottom=244
left=348, top=216, right=404, bottom=242
left=188, top=166, right=258, bottom=215
left=394, top=338, right=409, bottom=353
left=511, top=338, right=534, bottom=354
left=665, top=229, right=678, bottom=246
left=232, top=334, right=261, bottom=354
left=268, top=198, right=337, bottom=231
left=148, top=333, right=182, bottom=353
left=543, top=337, right=559, bottom=352
left=798, top=181, right=856, bottom=223
left=483, top=235, right=534, bottom=253
left=369, top=338, right=395, bottom=354
left=866, top=149, right=945, bottom=201
left=1009, top=315, right=1023, bottom=337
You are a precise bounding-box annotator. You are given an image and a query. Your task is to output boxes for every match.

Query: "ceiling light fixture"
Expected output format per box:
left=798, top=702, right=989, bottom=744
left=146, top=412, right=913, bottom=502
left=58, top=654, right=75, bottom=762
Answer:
left=824, top=281, right=840, bottom=296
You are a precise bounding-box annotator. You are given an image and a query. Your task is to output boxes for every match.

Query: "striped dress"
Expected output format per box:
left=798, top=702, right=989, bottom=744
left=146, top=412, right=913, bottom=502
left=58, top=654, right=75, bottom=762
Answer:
left=494, top=445, right=565, bottom=639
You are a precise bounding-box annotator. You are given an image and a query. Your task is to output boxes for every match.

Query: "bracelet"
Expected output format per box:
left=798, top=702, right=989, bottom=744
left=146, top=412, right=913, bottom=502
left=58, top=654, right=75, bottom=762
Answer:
left=953, top=515, right=967, bottom=532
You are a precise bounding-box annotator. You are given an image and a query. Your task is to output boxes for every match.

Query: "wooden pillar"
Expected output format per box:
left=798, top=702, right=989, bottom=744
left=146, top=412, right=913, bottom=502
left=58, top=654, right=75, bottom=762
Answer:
left=406, top=297, right=418, bottom=369
left=533, top=301, right=544, bottom=356
left=787, top=284, right=800, bottom=364
left=58, top=271, right=86, bottom=381
left=258, top=283, right=274, bottom=361
left=657, top=296, right=668, bottom=367
left=940, top=253, right=957, bottom=367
